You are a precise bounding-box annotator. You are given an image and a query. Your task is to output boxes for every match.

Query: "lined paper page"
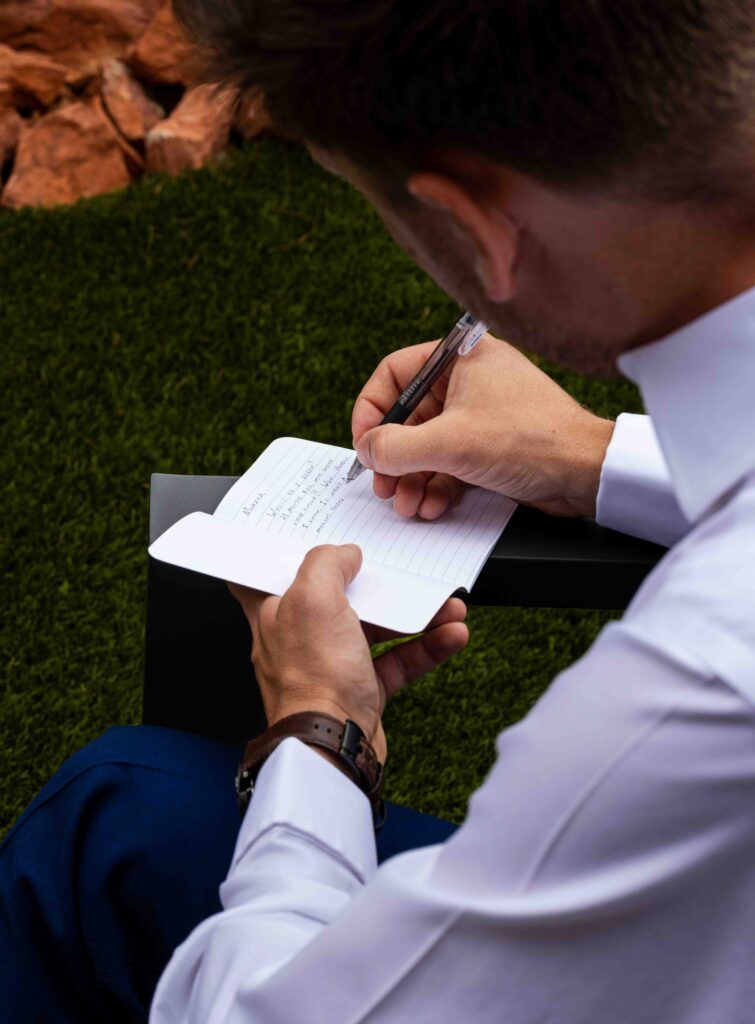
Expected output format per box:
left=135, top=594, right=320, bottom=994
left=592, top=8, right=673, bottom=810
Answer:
left=214, top=437, right=515, bottom=589
left=149, top=510, right=456, bottom=634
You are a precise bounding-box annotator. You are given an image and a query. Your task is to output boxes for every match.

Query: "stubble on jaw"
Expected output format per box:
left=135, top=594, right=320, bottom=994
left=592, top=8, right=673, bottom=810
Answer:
left=484, top=308, right=624, bottom=378
left=368, top=182, right=625, bottom=378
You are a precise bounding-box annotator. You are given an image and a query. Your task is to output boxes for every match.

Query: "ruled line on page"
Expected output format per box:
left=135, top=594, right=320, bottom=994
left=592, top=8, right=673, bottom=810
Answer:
left=214, top=438, right=513, bottom=588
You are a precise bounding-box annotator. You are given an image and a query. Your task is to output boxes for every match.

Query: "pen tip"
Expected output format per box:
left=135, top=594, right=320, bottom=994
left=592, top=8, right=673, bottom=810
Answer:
left=346, top=459, right=365, bottom=483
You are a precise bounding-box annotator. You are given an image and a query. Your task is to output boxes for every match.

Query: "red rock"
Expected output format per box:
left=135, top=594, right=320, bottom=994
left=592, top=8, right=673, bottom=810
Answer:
left=0, top=1, right=163, bottom=72
left=1, top=96, right=133, bottom=208
left=0, top=1, right=49, bottom=44
left=63, top=63, right=101, bottom=92
left=128, top=2, right=194, bottom=86
left=233, top=91, right=273, bottom=140
left=146, top=83, right=235, bottom=175
left=0, top=43, right=68, bottom=109
left=112, top=123, right=146, bottom=177
left=0, top=107, right=23, bottom=164
left=101, top=58, right=163, bottom=143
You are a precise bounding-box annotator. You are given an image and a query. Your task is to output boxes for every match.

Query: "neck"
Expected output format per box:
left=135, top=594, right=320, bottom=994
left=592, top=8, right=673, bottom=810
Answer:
left=624, top=223, right=755, bottom=351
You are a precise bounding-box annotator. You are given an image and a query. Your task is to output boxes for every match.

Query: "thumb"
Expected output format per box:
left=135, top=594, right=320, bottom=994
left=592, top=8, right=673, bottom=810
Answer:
left=356, top=419, right=453, bottom=477
left=293, top=543, right=363, bottom=597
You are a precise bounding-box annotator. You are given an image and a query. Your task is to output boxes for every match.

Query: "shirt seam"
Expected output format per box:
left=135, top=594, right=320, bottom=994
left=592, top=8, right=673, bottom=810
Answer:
left=518, top=673, right=721, bottom=893
left=620, top=619, right=755, bottom=708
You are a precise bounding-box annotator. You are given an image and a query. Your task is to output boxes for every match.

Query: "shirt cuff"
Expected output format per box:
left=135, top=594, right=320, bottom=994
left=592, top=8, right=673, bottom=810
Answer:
left=596, top=413, right=689, bottom=548
left=230, top=737, right=378, bottom=884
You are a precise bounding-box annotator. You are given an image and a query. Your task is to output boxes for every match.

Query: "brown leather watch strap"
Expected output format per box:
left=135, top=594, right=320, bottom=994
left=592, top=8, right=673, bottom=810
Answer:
left=236, top=712, right=385, bottom=829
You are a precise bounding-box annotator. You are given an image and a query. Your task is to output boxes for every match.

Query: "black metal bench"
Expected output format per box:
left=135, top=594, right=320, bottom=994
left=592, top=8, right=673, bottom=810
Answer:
left=144, top=474, right=665, bottom=744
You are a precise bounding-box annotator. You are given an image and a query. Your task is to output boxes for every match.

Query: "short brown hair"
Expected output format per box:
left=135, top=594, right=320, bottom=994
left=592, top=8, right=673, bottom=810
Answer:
left=175, top=0, right=755, bottom=204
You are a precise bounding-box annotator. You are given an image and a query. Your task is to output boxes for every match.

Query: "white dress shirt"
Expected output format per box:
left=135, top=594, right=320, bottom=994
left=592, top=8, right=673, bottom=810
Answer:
left=151, top=286, right=755, bottom=1024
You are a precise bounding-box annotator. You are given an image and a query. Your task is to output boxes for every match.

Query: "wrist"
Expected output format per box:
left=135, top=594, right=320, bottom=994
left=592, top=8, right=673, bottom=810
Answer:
left=236, top=711, right=386, bottom=828
left=265, top=697, right=386, bottom=763
left=266, top=697, right=356, bottom=729
left=563, top=416, right=615, bottom=518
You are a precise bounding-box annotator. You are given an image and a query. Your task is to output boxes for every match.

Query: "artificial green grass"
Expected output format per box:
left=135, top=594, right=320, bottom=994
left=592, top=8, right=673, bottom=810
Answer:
left=0, top=139, right=643, bottom=834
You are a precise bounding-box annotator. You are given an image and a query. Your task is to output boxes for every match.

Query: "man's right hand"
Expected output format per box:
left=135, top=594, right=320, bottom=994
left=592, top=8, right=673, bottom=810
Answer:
left=352, top=334, right=615, bottom=520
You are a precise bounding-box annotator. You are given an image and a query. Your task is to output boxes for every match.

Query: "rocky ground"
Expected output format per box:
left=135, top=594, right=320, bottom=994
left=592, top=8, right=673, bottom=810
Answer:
left=0, top=0, right=271, bottom=209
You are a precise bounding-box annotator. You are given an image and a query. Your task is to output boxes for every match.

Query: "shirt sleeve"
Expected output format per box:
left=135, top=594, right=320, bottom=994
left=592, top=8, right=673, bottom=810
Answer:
left=150, top=624, right=755, bottom=1024
left=596, top=412, right=690, bottom=547
left=150, top=738, right=377, bottom=1023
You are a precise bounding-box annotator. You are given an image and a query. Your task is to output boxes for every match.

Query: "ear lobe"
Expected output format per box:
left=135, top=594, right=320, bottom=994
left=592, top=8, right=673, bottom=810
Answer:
left=408, top=172, right=519, bottom=303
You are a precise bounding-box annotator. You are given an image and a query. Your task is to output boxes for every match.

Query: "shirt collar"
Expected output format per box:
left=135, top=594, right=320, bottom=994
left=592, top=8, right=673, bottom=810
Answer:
left=618, top=286, right=755, bottom=523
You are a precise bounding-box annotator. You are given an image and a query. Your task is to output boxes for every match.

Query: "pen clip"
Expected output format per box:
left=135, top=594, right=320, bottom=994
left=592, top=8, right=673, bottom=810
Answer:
left=458, top=321, right=488, bottom=356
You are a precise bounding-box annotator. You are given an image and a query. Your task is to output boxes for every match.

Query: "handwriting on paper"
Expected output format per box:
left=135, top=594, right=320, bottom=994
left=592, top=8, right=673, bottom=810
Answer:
left=237, top=448, right=353, bottom=538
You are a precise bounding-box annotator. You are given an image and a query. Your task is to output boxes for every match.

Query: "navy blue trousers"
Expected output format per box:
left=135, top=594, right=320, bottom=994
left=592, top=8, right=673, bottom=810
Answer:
left=0, top=726, right=457, bottom=1023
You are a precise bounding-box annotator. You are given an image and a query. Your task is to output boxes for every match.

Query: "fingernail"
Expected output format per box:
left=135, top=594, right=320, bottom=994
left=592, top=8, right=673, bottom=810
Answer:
left=356, top=438, right=374, bottom=470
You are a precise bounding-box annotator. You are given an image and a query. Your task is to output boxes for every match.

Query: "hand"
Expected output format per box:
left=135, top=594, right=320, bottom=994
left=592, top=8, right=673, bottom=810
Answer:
left=229, top=544, right=469, bottom=764
left=352, top=335, right=615, bottom=519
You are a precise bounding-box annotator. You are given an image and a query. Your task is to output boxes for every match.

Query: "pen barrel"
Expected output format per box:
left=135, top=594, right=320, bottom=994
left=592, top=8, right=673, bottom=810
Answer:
left=381, top=400, right=412, bottom=426
left=387, top=312, right=484, bottom=423
left=398, top=343, right=459, bottom=411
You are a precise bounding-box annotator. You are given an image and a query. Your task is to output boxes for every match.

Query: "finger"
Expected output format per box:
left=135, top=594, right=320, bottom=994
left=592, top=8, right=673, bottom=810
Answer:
left=393, top=472, right=432, bottom=518
left=373, top=471, right=398, bottom=500
left=417, top=474, right=465, bottom=520
left=365, top=595, right=468, bottom=647
left=353, top=388, right=446, bottom=456
left=352, top=391, right=446, bottom=454
left=352, top=344, right=450, bottom=440
left=286, top=544, right=363, bottom=613
left=374, top=463, right=454, bottom=510
left=227, top=581, right=270, bottom=627
left=374, top=621, right=469, bottom=700
left=425, top=595, right=468, bottom=629
left=351, top=341, right=445, bottom=442
left=356, top=418, right=453, bottom=476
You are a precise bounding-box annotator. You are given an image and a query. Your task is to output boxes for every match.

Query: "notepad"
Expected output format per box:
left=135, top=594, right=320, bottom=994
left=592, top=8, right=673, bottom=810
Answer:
left=149, top=437, right=517, bottom=633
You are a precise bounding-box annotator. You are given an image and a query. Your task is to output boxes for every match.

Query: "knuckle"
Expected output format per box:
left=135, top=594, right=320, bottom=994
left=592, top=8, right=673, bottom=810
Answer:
left=285, top=583, right=322, bottom=619
left=258, top=597, right=278, bottom=631
left=352, top=395, right=370, bottom=423
left=370, top=429, right=391, bottom=470
left=303, top=544, right=337, bottom=566
left=377, top=353, right=394, bottom=376
left=289, top=551, right=331, bottom=594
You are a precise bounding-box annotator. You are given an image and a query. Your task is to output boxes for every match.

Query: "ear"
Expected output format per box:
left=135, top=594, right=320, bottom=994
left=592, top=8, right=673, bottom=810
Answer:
left=408, top=171, right=519, bottom=303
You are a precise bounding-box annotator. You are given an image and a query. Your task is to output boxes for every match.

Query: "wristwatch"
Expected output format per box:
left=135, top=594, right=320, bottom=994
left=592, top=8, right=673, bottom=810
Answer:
left=236, top=711, right=386, bottom=830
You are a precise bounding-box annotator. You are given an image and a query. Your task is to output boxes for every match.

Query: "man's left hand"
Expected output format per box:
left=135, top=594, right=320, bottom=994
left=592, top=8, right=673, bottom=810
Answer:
left=229, top=544, right=469, bottom=764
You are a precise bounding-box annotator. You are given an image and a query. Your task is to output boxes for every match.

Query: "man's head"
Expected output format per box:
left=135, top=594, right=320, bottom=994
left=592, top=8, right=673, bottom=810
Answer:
left=175, top=0, right=755, bottom=372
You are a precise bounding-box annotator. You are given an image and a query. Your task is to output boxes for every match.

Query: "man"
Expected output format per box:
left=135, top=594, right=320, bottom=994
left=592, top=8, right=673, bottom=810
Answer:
left=2, top=1, right=755, bottom=1021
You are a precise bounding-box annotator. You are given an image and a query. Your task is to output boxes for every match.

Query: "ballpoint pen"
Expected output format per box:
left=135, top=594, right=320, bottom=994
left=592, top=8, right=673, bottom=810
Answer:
left=346, top=311, right=489, bottom=482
